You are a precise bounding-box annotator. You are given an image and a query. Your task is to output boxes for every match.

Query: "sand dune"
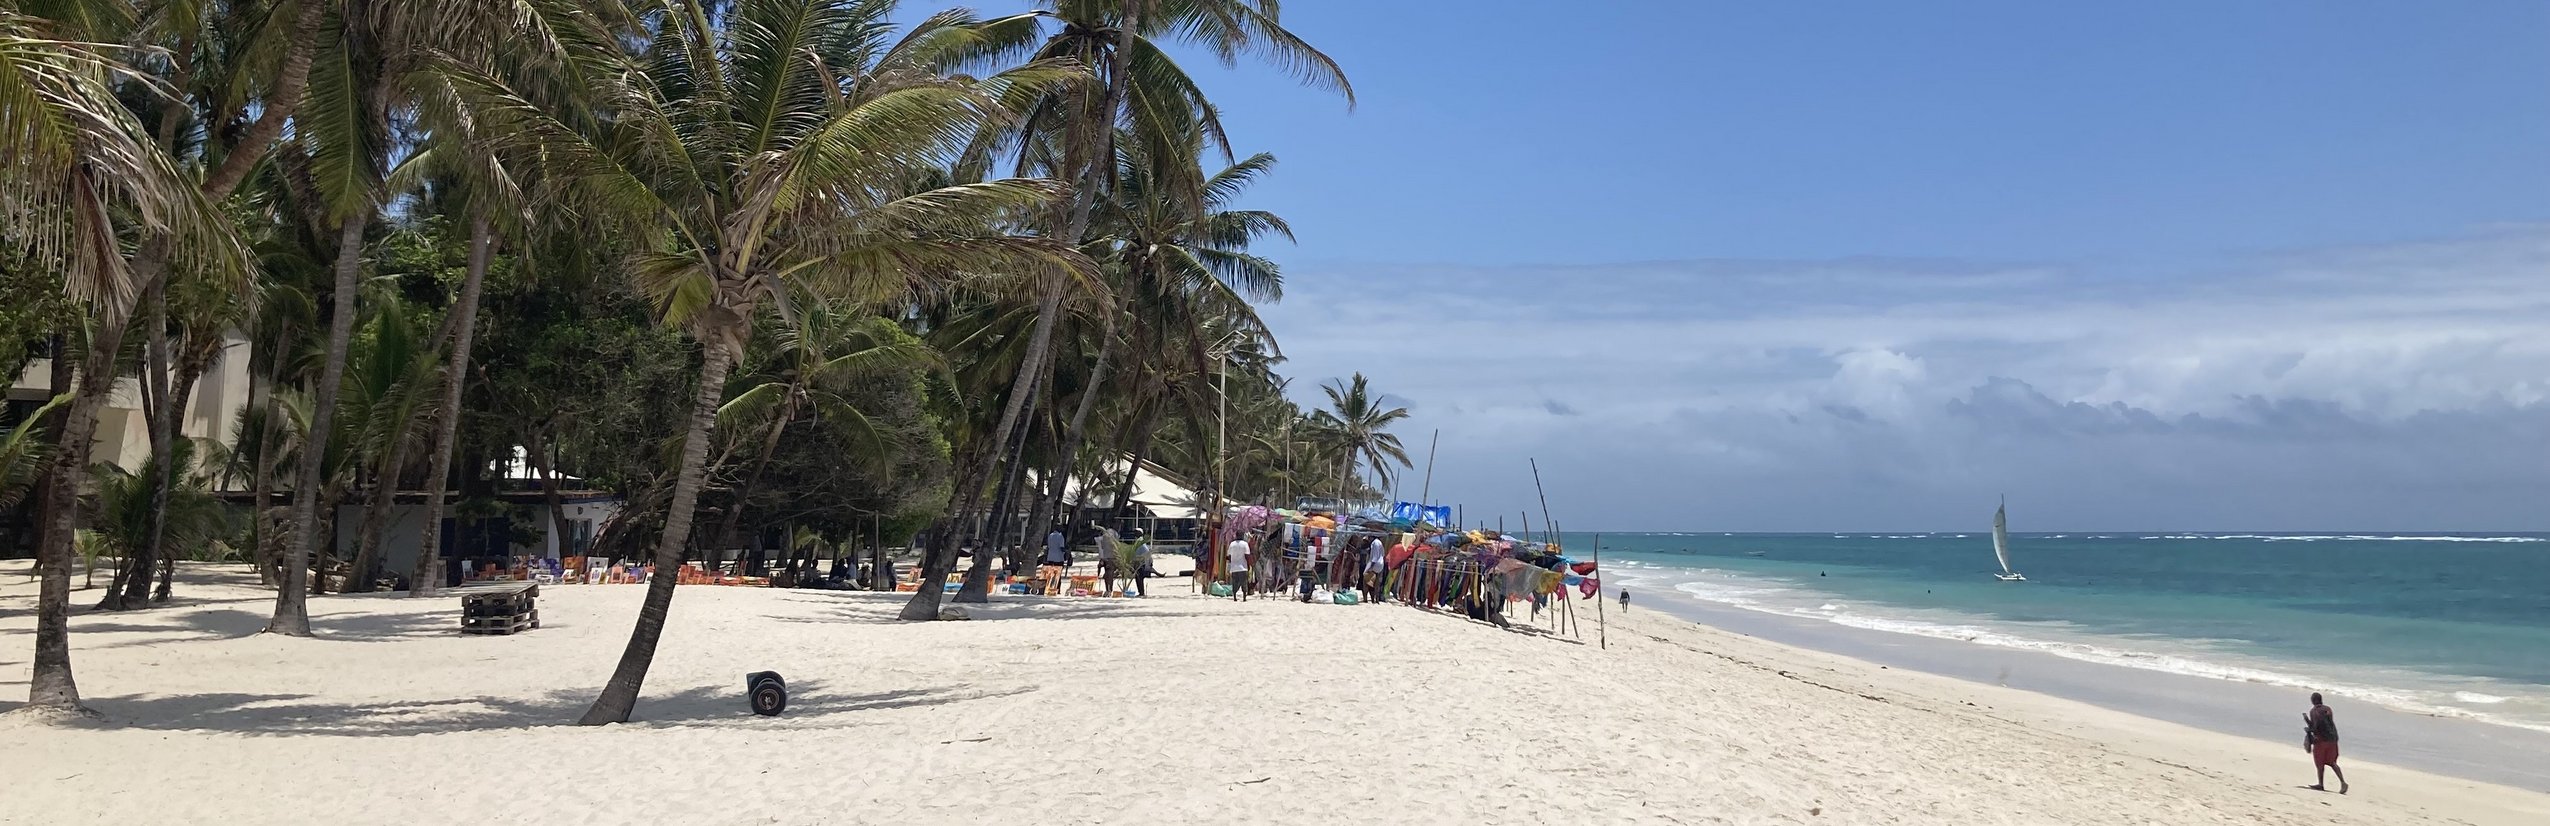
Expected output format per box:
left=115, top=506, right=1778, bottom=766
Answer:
left=3, top=563, right=2543, bottom=825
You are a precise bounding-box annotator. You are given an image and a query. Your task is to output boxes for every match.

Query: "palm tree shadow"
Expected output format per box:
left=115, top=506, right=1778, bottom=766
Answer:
left=2, top=679, right=1032, bottom=736
left=770, top=591, right=1215, bottom=624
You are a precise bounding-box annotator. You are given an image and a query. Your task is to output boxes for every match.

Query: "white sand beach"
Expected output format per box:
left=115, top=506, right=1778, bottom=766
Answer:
left=4, top=563, right=2546, bottom=826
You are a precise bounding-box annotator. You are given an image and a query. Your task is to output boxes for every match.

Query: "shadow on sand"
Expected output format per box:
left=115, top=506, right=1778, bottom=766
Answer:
left=766, top=591, right=1215, bottom=625
left=0, top=679, right=1033, bottom=736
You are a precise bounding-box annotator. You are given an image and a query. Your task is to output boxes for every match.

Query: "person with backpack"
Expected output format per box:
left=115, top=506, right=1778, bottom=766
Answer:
left=2303, top=692, right=2348, bottom=794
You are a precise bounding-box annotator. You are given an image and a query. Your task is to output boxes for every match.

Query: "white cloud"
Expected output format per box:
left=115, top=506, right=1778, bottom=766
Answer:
left=1260, top=226, right=2550, bottom=530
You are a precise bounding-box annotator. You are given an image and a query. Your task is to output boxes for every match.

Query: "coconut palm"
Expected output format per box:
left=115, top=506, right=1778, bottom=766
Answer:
left=1312, top=373, right=1409, bottom=499
left=340, top=291, right=443, bottom=592
left=85, top=439, right=234, bottom=588
left=444, top=0, right=1086, bottom=723
left=1041, top=127, right=1286, bottom=534
left=396, top=0, right=634, bottom=598
left=1, top=6, right=259, bottom=714
left=931, top=0, right=1350, bottom=606
left=712, top=297, right=943, bottom=553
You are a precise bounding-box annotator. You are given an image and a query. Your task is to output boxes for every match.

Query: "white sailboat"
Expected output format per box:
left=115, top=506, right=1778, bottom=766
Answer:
left=1993, top=497, right=2026, bottom=581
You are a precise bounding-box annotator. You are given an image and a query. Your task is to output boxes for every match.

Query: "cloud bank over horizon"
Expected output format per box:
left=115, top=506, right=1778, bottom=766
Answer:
left=1259, top=226, right=2550, bottom=532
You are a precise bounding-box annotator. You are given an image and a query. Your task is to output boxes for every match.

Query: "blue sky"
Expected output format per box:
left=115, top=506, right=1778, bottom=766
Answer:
left=1000, top=2, right=2550, bottom=531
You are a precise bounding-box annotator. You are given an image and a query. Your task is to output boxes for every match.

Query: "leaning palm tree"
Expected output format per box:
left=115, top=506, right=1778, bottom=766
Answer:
left=0, top=9, right=255, bottom=715
left=1312, top=373, right=1410, bottom=499
left=448, top=0, right=1084, bottom=724
left=934, top=0, right=1350, bottom=605
left=397, top=0, right=634, bottom=598
left=1045, top=128, right=1287, bottom=535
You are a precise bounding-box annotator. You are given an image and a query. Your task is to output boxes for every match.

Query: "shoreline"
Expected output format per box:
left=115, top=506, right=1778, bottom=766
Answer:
left=5, top=563, right=2548, bottom=825
left=1628, top=580, right=2550, bottom=794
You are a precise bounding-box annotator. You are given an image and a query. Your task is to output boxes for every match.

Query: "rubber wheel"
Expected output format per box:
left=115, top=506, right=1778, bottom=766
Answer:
left=749, top=678, right=787, bottom=716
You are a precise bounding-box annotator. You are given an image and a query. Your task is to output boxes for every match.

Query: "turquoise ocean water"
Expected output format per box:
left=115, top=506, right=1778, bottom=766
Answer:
left=1568, top=531, right=2550, bottom=733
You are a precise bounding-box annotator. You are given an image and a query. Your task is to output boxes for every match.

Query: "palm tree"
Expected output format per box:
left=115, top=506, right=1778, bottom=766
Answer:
left=0, top=7, right=257, bottom=714
left=933, top=0, right=1350, bottom=606
left=448, top=0, right=1085, bottom=723
left=85, top=439, right=234, bottom=587
left=1313, top=373, right=1410, bottom=500
left=712, top=298, right=942, bottom=553
left=1047, top=129, right=1287, bottom=534
left=397, top=0, right=632, bottom=598
left=341, top=292, right=442, bottom=592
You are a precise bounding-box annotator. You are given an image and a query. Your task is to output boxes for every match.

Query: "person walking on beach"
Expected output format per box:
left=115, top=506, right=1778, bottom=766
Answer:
left=2304, top=692, right=2347, bottom=794
left=1619, top=588, right=1631, bottom=612
left=1225, top=535, right=1253, bottom=601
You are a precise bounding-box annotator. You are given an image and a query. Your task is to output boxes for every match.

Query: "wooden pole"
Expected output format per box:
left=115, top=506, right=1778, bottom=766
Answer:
left=1529, top=458, right=1557, bottom=553
left=1416, top=429, right=1439, bottom=509
left=1590, top=528, right=1605, bottom=650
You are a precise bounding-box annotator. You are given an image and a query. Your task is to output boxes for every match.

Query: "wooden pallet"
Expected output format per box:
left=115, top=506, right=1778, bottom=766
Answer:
left=461, top=610, right=539, bottom=635
left=459, top=583, right=540, bottom=635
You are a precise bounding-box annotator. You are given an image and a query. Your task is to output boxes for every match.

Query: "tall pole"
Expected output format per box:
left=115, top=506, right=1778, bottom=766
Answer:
left=1215, top=354, right=1227, bottom=509
left=1529, top=458, right=1558, bottom=551
left=1416, top=429, right=1439, bottom=508
left=1590, top=527, right=1606, bottom=650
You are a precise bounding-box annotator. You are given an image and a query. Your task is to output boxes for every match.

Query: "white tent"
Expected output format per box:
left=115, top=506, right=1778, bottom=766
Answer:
left=1033, top=456, right=1230, bottom=520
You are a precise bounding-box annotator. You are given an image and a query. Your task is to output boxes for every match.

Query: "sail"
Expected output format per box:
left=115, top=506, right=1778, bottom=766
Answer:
left=1992, top=502, right=2012, bottom=575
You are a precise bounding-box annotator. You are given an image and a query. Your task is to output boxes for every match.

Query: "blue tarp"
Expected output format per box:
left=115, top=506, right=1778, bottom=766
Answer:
left=1389, top=502, right=1452, bottom=526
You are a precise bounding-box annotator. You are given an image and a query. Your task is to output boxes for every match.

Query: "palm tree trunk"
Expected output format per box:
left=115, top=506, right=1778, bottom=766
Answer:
left=273, top=212, right=367, bottom=636
left=580, top=333, right=738, bottom=725
left=898, top=439, right=991, bottom=620
left=717, top=392, right=798, bottom=555
left=1035, top=309, right=1117, bottom=539
left=345, top=437, right=411, bottom=594
left=543, top=439, right=574, bottom=560
left=198, top=0, right=326, bottom=201
left=1088, top=384, right=1159, bottom=532
left=409, top=215, right=492, bottom=596
left=103, top=282, right=176, bottom=610
left=251, top=372, right=283, bottom=587
left=23, top=240, right=167, bottom=710
left=951, top=290, right=1058, bottom=605
left=971, top=412, right=1040, bottom=595
left=138, top=334, right=211, bottom=604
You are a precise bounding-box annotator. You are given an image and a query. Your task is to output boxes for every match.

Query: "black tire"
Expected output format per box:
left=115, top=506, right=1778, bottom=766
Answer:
left=749, top=678, right=787, bottom=716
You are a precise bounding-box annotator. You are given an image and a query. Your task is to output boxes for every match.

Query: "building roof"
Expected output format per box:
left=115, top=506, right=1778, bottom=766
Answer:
left=1034, top=456, right=1231, bottom=521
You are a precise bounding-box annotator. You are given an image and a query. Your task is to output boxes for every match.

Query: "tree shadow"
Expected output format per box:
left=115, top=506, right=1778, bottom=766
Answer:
left=767, top=595, right=1215, bottom=626
left=0, top=679, right=1033, bottom=736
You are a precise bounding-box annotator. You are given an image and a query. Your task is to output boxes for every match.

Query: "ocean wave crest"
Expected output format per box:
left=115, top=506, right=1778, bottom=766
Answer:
left=1664, top=573, right=2550, bottom=735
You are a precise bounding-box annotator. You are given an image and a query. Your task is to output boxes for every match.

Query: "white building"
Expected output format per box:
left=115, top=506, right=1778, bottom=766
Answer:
left=5, top=333, right=256, bottom=471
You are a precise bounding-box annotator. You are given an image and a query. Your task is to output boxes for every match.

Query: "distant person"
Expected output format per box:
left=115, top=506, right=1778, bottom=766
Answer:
left=1225, top=535, right=1253, bottom=602
left=2304, top=692, right=2348, bottom=794
left=1036, top=525, right=1070, bottom=595
left=1619, top=588, right=1631, bottom=612
left=1095, top=524, right=1122, bottom=595
left=1362, top=536, right=1388, bottom=601
left=1043, top=526, right=1069, bottom=567
left=1127, top=531, right=1153, bottom=597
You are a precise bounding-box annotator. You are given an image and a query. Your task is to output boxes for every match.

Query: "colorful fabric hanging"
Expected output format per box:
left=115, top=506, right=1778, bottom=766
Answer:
left=1578, top=576, right=1600, bottom=598
left=1571, top=561, right=1597, bottom=576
